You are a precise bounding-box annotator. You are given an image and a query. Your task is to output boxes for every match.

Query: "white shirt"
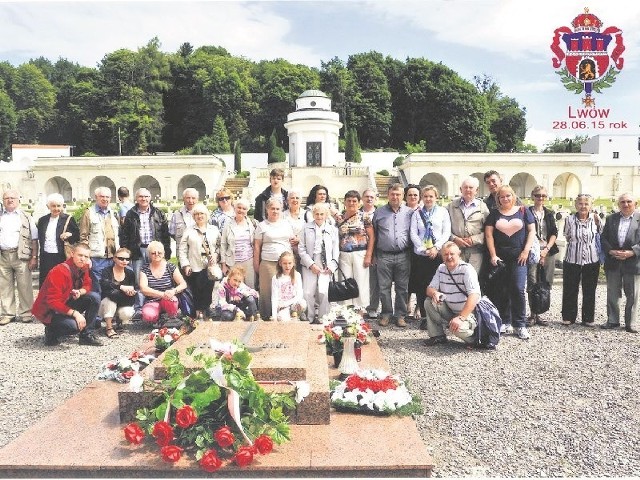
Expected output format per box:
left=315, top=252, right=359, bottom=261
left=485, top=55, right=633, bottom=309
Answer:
left=44, top=216, right=60, bottom=253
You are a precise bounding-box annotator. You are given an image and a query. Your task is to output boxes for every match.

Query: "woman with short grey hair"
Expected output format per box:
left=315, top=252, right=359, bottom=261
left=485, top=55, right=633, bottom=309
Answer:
left=221, top=198, right=256, bottom=288
left=36, top=193, right=80, bottom=286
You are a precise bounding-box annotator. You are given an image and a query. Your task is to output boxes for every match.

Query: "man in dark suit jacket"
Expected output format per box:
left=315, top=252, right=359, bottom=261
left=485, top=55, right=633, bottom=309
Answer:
left=600, top=193, right=640, bottom=333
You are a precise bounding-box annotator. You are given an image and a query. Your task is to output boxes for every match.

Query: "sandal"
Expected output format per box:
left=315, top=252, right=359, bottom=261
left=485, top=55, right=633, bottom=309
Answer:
left=106, top=328, right=119, bottom=339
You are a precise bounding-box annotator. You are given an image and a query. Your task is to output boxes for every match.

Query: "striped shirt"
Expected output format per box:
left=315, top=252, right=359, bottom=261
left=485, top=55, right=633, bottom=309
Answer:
left=141, top=262, right=175, bottom=304
left=563, top=214, right=600, bottom=265
left=429, top=262, right=481, bottom=315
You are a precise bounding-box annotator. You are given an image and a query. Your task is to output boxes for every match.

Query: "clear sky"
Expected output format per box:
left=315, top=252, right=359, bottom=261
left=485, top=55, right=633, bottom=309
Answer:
left=1, top=0, right=638, bottom=150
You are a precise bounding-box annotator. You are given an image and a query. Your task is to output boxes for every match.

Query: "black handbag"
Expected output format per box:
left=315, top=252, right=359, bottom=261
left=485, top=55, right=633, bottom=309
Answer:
left=328, top=266, right=359, bottom=302
left=529, top=265, right=551, bottom=314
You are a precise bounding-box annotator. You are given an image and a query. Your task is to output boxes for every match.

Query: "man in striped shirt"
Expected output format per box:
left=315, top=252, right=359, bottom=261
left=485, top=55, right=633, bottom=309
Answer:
left=423, top=241, right=481, bottom=346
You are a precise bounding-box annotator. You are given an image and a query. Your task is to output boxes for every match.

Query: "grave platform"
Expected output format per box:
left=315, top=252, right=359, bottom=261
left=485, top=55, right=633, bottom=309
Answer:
left=0, top=322, right=433, bottom=477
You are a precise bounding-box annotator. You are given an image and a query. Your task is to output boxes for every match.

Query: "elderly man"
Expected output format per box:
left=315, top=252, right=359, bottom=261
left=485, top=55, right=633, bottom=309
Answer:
left=169, top=187, right=198, bottom=266
left=368, top=183, right=413, bottom=327
left=447, top=176, right=490, bottom=273
left=79, top=186, right=119, bottom=291
left=0, top=189, right=38, bottom=325
left=601, top=192, right=640, bottom=333
left=32, top=243, right=102, bottom=346
left=423, top=241, right=482, bottom=346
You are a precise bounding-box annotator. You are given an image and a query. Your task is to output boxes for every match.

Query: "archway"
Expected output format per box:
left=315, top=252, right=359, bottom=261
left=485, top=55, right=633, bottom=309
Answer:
left=470, top=172, right=486, bottom=197
left=509, top=172, right=537, bottom=199
left=44, top=176, right=73, bottom=202
left=177, top=175, right=206, bottom=201
left=88, top=176, right=116, bottom=200
left=133, top=175, right=161, bottom=201
left=418, top=172, right=448, bottom=198
left=553, top=172, right=582, bottom=199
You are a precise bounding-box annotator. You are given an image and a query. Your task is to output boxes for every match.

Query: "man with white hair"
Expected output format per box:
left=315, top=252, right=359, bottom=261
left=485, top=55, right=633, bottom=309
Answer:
left=169, top=187, right=198, bottom=267
left=447, top=176, right=490, bottom=274
left=0, top=189, right=38, bottom=325
left=79, top=186, right=119, bottom=291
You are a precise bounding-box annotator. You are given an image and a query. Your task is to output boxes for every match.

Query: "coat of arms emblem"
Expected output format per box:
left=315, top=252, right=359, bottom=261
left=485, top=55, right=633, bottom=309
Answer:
left=550, top=8, right=625, bottom=107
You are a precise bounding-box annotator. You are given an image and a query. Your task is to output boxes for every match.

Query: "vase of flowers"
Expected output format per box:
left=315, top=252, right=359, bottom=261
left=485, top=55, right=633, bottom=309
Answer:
left=320, top=305, right=371, bottom=369
left=338, top=336, right=359, bottom=376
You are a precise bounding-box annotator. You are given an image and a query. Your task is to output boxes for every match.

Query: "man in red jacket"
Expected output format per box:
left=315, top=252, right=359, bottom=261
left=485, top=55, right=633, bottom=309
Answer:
left=32, top=243, right=103, bottom=346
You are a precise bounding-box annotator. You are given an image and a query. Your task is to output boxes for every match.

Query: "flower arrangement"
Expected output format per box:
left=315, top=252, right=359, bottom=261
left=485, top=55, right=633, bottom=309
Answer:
left=97, top=351, right=156, bottom=383
left=330, top=369, right=423, bottom=416
left=123, top=339, right=295, bottom=470
left=150, top=327, right=181, bottom=352
left=320, top=304, right=371, bottom=355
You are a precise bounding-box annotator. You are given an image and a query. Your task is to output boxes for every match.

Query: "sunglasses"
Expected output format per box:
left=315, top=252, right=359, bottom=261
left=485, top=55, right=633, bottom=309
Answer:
left=533, top=194, right=547, bottom=198
left=576, top=193, right=592, bottom=198
left=115, top=256, right=130, bottom=262
left=217, top=196, right=231, bottom=201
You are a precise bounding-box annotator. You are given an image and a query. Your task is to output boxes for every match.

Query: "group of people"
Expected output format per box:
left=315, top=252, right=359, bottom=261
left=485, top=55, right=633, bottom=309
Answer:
left=1, top=166, right=638, bottom=349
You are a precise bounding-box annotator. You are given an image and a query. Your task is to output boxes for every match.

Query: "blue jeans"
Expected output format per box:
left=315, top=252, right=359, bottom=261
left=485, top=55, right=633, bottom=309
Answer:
left=493, top=260, right=527, bottom=328
left=90, top=257, right=113, bottom=295
left=376, top=250, right=410, bottom=318
left=131, top=247, right=149, bottom=314
left=49, top=291, right=101, bottom=337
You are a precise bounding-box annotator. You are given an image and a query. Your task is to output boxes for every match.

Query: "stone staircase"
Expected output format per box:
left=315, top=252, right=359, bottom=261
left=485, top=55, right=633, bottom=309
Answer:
left=223, top=176, right=250, bottom=198
left=374, top=175, right=400, bottom=199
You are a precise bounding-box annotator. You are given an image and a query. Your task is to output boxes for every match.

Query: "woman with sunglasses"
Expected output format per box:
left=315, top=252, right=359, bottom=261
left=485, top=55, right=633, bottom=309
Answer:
left=561, top=193, right=601, bottom=326
left=139, top=241, right=188, bottom=324
left=209, top=188, right=235, bottom=232
left=98, top=247, right=137, bottom=338
left=179, top=203, right=221, bottom=319
left=527, top=186, right=558, bottom=326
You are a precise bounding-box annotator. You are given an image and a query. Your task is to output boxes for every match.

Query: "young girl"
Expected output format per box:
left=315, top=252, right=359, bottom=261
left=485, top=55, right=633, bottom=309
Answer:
left=271, top=251, right=307, bottom=321
left=215, top=266, right=259, bottom=321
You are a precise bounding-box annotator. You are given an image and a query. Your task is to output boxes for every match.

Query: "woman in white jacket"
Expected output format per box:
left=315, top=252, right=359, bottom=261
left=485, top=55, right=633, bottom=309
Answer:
left=298, top=203, right=340, bottom=323
left=178, top=203, right=220, bottom=319
left=220, top=198, right=256, bottom=289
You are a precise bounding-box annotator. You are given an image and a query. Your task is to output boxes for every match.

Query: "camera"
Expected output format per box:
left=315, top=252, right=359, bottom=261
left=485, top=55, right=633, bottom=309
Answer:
left=487, top=260, right=506, bottom=281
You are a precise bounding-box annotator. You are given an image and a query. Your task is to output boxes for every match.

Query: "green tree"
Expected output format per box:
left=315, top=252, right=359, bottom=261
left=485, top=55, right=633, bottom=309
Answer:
left=10, top=63, right=56, bottom=143
left=319, top=57, right=352, bottom=125
left=346, top=52, right=392, bottom=149
left=210, top=115, right=231, bottom=153
left=345, top=126, right=362, bottom=163
left=267, top=127, right=286, bottom=163
left=0, top=88, right=17, bottom=160
left=474, top=74, right=527, bottom=152
left=543, top=135, right=589, bottom=153
left=233, top=140, right=242, bottom=173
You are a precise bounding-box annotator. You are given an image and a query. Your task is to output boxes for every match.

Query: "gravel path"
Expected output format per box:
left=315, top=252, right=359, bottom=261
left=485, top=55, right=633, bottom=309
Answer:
left=1, top=284, right=639, bottom=477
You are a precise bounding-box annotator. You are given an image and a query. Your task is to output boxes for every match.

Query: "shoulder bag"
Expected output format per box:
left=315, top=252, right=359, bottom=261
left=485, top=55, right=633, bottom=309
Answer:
left=62, top=215, right=73, bottom=259
left=328, top=265, right=359, bottom=302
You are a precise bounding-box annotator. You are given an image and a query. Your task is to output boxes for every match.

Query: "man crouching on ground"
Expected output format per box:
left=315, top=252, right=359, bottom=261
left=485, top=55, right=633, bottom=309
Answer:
left=423, top=241, right=480, bottom=346
left=32, top=243, right=103, bottom=346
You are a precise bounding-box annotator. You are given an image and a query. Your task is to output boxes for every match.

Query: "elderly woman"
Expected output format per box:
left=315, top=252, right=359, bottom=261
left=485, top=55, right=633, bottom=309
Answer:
left=527, top=185, right=559, bottom=326
left=221, top=198, right=256, bottom=288
left=99, top=247, right=137, bottom=338
left=409, top=185, right=451, bottom=322
left=209, top=188, right=235, bottom=232
left=299, top=203, right=340, bottom=323
left=179, top=203, right=221, bottom=319
left=37, top=193, right=80, bottom=286
left=561, top=194, right=601, bottom=326
left=337, top=190, right=373, bottom=313
left=304, top=184, right=338, bottom=224
left=139, top=240, right=188, bottom=324
left=485, top=185, right=536, bottom=340
left=282, top=188, right=305, bottom=270
left=253, top=198, right=294, bottom=319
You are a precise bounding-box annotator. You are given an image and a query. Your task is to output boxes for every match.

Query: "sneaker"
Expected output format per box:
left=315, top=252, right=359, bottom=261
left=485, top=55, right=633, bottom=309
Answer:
left=504, top=324, right=514, bottom=335
left=516, top=327, right=530, bottom=340
left=299, top=311, right=308, bottom=322
left=499, top=323, right=506, bottom=334
left=367, top=311, right=379, bottom=319
left=396, top=316, right=407, bottom=328
left=44, top=326, right=60, bottom=346
left=19, top=315, right=34, bottom=323
left=79, top=334, right=103, bottom=346
left=0, top=316, right=13, bottom=326
left=378, top=316, right=390, bottom=327
left=131, top=311, right=142, bottom=322
left=423, top=335, right=448, bottom=346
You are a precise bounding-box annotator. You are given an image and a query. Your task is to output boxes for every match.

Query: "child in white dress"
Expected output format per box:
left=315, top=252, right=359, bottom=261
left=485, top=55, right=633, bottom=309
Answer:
left=271, top=251, right=307, bottom=321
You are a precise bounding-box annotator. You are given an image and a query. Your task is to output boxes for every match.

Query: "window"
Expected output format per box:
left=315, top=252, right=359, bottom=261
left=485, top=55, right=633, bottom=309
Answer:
left=306, top=142, right=321, bottom=166
left=613, top=152, right=619, bottom=159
